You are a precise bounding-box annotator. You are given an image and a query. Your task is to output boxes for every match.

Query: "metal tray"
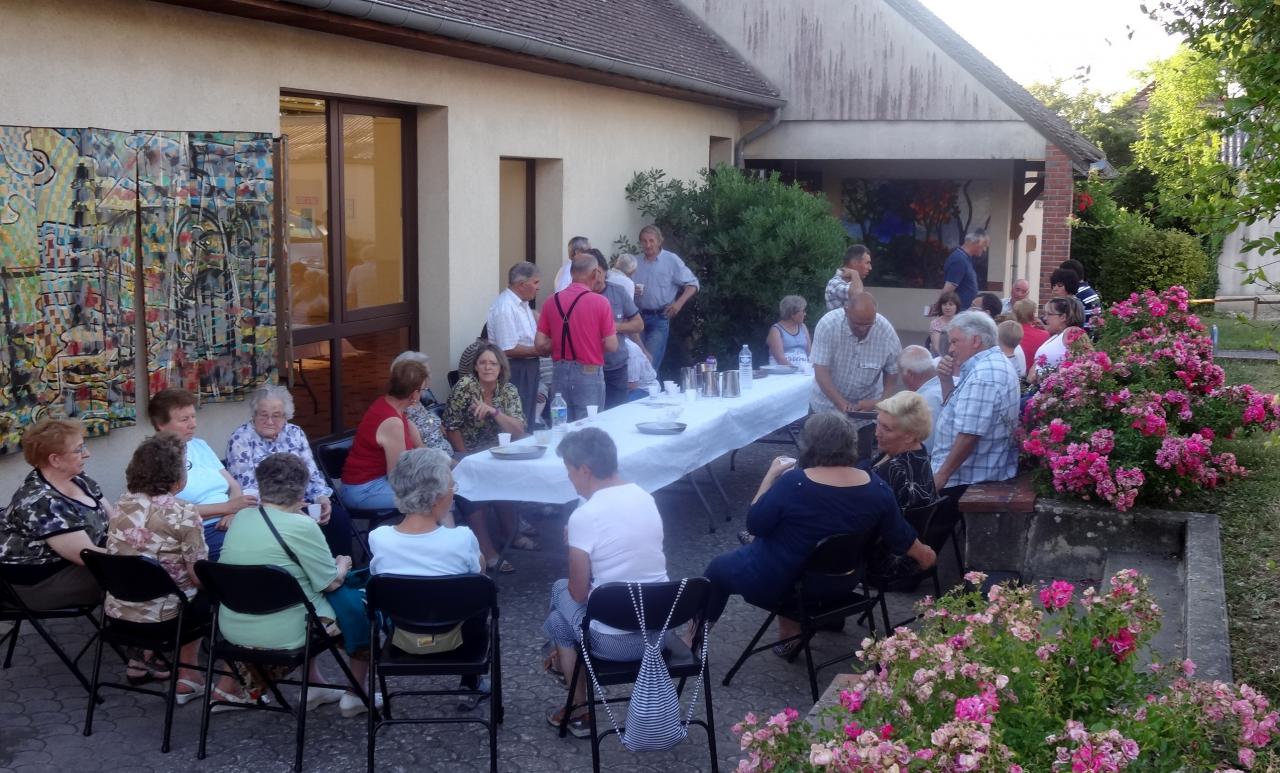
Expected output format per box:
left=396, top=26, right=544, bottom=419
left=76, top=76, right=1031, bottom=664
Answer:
left=758, top=365, right=798, bottom=375
left=488, top=445, right=548, bottom=460
left=636, top=421, right=687, bottom=435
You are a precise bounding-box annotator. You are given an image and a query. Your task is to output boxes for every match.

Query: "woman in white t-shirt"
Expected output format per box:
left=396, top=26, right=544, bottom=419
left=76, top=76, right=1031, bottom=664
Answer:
left=1030, top=296, right=1085, bottom=383
left=371, top=448, right=486, bottom=703
left=541, top=428, right=667, bottom=737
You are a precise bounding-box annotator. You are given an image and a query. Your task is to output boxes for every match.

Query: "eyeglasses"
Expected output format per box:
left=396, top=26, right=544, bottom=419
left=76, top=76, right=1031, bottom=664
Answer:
left=61, top=444, right=89, bottom=457
left=255, top=412, right=286, bottom=422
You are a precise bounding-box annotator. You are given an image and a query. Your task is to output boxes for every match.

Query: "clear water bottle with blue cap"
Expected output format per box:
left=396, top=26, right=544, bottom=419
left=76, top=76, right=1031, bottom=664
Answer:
left=739, top=344, right=754, bottom=389
left=550, top=392, right=568, bottom=432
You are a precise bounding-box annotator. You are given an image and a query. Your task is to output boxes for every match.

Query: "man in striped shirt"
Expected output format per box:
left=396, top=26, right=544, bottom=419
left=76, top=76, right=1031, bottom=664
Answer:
left=1059, top=259, right=1103, bottom=328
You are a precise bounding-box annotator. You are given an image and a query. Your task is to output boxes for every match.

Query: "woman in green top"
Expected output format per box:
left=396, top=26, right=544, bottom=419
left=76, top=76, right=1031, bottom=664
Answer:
left=217, top=453, right=373, bottom=717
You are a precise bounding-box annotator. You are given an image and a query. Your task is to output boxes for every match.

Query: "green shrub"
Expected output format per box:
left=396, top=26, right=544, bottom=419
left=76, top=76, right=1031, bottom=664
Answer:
left=624, top=166, right=848, bottom=370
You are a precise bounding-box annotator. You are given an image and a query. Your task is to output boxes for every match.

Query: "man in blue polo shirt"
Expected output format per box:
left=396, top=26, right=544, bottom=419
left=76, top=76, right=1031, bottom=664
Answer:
left=939, top=228, right=988, bottom=311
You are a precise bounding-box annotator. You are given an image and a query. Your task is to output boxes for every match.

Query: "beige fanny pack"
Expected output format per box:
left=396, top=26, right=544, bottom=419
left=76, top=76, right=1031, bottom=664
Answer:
left=391, top=623, right=464, bottom=654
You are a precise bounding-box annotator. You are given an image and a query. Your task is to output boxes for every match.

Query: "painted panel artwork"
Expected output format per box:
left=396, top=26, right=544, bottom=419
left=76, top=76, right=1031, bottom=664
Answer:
left=138, top=132, right=276, bottom=400
left=0, top=126, right=276, bottom=454
left=0, top=127, right=138, bottom=452
left=841, top=178, right=993, bottom=289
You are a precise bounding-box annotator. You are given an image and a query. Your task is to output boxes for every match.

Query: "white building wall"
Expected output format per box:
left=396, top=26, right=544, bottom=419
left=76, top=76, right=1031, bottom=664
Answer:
left=0, top=0, right=739, bottom=498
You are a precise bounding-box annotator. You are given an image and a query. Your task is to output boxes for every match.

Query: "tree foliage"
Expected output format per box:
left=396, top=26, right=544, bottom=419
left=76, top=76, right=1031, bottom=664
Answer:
left=624, top=165, right=848, bottom=370
left=1146, top=0, right=1280, bottom=284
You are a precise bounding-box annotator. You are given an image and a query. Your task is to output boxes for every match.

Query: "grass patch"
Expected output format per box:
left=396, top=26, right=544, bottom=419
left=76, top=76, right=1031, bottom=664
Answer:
left=1179, top=359, right=1280, bottom=699
left=1203, top=312, right=1280, bottom=351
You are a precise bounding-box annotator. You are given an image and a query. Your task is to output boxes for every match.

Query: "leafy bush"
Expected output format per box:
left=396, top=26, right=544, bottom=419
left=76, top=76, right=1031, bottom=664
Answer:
left=1022, top=286, right=1280, bottom=509
left=735, top=571, right=1280, bottom=771
left=1071, top=181, right=1211, bottom=303
left=623, top=166, right=848, bottom=369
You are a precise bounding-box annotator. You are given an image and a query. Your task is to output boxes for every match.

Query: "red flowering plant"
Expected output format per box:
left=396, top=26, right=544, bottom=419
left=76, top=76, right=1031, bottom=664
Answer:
left=732, top=571, right=1280, bottom=771
left=1021, top=285, right=1280, bottom=510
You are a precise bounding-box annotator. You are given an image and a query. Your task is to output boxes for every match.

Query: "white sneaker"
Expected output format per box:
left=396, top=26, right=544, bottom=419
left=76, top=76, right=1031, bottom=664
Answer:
left=304, top=686, right=347, bottom=711
left=339, top=690, right=383, bottom=718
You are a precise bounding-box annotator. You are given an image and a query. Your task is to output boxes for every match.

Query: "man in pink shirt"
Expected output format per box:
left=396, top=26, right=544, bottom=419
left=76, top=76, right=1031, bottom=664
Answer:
left=536, top=254, right=619, bottom=420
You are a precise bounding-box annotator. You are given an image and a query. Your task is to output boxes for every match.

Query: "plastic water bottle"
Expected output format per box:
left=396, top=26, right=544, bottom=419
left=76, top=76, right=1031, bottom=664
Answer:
left=550, top=393, right=568, bottom=433
left=1211, top=324, right=1220, bottom=351
left=739, top=344, right=754, bottom=389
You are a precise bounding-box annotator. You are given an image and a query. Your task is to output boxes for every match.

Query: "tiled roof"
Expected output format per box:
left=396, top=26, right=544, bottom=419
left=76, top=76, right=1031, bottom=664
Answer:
left=882, top=0, right=1109, bottom=174
left=281, top=0, right=782, bottom=107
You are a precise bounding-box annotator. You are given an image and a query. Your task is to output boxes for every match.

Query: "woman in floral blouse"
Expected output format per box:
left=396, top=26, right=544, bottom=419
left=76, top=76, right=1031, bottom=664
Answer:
left=390, top=351, right=453, bottom=454
left=0, top=419, right=110, bottom=609
left=224, top=385, right=351, bottom=556
left=443, top=342, right=527, bottom=573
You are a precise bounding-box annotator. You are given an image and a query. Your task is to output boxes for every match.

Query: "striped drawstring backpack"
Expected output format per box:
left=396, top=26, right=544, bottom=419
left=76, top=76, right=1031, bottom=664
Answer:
left=580, top=578, right=709, bottom=752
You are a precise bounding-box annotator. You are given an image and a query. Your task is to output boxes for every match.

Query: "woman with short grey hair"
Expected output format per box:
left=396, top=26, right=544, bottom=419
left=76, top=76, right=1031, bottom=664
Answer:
left=392, top=351, right=453, bottom=454
left=766, top=294, right=811, bottom=367
left=225, top=383, right=349, bottom=555
left=370, top=448, right=480, bottom=579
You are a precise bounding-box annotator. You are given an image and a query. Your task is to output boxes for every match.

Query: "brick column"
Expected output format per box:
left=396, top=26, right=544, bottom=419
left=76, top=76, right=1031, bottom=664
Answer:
left=1038, top=143, right=1074, bottom=298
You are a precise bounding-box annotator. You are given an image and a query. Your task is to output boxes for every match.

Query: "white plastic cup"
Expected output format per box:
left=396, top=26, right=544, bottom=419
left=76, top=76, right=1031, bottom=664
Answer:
left=685, top=388, right=697, bottom=403
left=498, top=432, right=512, bottom=446
left=586, top=405, right=599, bottom=419
left=646, top=384, right=660, bottom=398
left=664, top=380, right=679, bottom=395
left=306, top=503, right=323, bottom=520
left=534, top=429, right=551, bottom=444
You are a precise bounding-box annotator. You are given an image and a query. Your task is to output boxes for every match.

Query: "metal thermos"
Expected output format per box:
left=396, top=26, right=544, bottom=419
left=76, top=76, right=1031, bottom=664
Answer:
left=681, top=367, right=700, bottom=393
left=701, top=364, right=720, bottom=397
left=720, top=370, right=741, bottom=397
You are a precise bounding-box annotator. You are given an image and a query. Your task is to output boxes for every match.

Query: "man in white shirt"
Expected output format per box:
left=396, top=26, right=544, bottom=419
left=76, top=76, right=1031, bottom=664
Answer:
left=553, top=235, right=591, bottom=293
left=898, top=345, right=944, bottom=449
left=624, top=337, right=658, bottom=398
left=486, top=261, right=541, bottom=429
left=1001, top=278, right=1031, bottom=315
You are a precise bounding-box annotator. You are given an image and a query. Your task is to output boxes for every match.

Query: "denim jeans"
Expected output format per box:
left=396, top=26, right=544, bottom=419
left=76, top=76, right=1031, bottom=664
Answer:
left=340, top=476, right=397, bottom=511
left=641, top=313, right=670, bottom=374
left=551, top=361, right=605, bottom=421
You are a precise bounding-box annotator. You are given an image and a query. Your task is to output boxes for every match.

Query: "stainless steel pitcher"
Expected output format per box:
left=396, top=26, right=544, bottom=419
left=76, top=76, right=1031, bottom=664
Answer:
left=720, top=369, right=741, bottom=397
left=701, top=366, right=721, bottom=397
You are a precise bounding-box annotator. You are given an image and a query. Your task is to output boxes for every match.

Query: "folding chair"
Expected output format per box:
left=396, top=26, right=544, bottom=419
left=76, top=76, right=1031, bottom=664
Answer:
left=194, top=560, right=369, bottom=773
left=722, top=533, right=885, bottom=702
left=0, top=562, right=105, bottom=695
left=313, top=433, right=400, bottom=560
left=365, top=574, right=502, bottom=773
left=560, top=578, right=718, bottom=773
left=864, top=497, right=949, bottom=631
left=80, top=551, right=210, bottom=752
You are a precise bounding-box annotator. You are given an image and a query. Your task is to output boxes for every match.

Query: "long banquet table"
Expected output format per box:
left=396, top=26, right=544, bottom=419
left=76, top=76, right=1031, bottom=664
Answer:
left=453, top=370, right=814, bottom=508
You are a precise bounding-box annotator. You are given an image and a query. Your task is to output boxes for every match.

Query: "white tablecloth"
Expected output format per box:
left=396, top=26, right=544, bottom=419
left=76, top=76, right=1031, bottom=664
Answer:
left=453, top=371, right=813, bottom=503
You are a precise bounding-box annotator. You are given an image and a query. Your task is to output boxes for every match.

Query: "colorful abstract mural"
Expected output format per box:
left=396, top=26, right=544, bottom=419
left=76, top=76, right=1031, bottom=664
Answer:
left=0, top=127, right=139, bottom=453
left=841, top=178, right=993, bottom=289
left=0, top=126, right=276, bottom=454
left=138, top=132, right=276, bottom=400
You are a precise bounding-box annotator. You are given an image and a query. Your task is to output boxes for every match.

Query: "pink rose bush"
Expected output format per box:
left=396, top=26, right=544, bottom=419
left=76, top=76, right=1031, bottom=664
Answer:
left=733, top=571, right=1279, bottom=771
left=1022, top=285, right=1280, bottom=510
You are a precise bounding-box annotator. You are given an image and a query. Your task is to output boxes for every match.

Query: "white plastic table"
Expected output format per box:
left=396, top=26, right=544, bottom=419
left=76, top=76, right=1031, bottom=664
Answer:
left=452, top=371, right=813, bottom=521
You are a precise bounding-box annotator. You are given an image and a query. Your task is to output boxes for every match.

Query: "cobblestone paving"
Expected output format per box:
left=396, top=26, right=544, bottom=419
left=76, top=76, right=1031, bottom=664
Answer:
left=0, top=442, right=960, bottom=773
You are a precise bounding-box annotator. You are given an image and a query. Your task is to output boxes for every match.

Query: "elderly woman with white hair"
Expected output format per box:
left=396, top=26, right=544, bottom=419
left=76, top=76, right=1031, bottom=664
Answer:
left=224, top=384, right=352, bottom=556
left=766, top=294, right=811, bottom=368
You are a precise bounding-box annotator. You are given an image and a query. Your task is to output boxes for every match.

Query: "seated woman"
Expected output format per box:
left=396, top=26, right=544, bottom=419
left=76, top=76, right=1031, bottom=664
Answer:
left=371, top=448, right=488, bottom=704
left=0, top=419, right=109, bottom=609
left=702, top=413, right=935, bottom=655
left=340, top=359, right=427, bottom=512
left=866, top=392, right=938, bottom=585
left=767, top=294, right=811, bottom=367
left=443, top=342, right=528, bottom=574
left=1029, top=296, right=1086, bottom=384
left=149, top=388, right=256, bottom=561
left=106, top=432, right=239, bottom=700
left=542, top=428, right=667, bottom=737
left=389, top=351, right=454, bottom=455
left=225, top=384, right=351, bottom=557
left=218, top=453, right=371, bottom=716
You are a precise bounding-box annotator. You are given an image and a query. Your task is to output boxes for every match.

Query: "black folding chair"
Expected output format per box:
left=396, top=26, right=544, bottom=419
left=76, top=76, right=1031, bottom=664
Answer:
left=722, top=533, right=885, bottom=702
left=864, top=497, right=950, bottom=631
left=0, top=561, right=105, bottom=695
left=365, top=574, right=502, bottom=773
left=560, top=578, right=718, bottom=773
left=194, top=560, right=369, bottom=773
left=313, top=433, right=400, bottom=560
left=80, top=551, right=210, bottom=752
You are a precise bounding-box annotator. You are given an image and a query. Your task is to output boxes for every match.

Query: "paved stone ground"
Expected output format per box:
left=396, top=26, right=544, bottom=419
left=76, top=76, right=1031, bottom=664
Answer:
left=0, top=441, right=962, bottom=773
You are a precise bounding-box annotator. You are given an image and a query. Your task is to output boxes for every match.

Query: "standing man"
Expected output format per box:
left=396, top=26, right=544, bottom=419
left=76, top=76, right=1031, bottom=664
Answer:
left=554, top=235, right=591, bottom=293
left=810, top=291, right=902, bottom=459
left=930, top=310, right=1020, bottom=536
left=588, top=249, right=644, bottom=408
left=631, top=225, right=699, bottom=373
left=535, top=254, right=618, bottom=420
left=825, top=244, right=873, bottom=310
left=1000, top=278, right=1030, bottom=315
left=486, top=261, right=542, bottom=430
left=897, top=345, right=943, bottom=427
left=939, top=228, right=988, bottom=311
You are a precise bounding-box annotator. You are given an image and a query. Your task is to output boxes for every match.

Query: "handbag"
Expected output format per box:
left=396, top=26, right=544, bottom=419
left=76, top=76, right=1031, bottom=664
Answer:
left=258, top=505, right=369, bottom=655
left=579, top=578, right=709, bottom=752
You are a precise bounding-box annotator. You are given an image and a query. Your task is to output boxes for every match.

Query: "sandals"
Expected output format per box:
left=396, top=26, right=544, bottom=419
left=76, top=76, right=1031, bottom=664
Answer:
left=772, top=639, right=802, bottom=659
left=126, top=655, right=171, bottom=685
left=510, top=535, right=539, bottom=551
left=174, top=678, right=205, bottom=706
left=486, top=557, right=515, bottom=574
left=210, top=686, right=265, bottom=713
left=546, top=706, right=592, bottom=739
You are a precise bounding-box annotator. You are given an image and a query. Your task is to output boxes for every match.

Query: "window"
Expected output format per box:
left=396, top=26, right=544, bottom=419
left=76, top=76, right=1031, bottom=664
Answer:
left=281, top=94, right=417, bottom=437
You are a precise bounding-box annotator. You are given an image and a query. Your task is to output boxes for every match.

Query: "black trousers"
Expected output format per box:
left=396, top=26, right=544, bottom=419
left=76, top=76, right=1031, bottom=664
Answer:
left=603, top=366, right=629, bottom=409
